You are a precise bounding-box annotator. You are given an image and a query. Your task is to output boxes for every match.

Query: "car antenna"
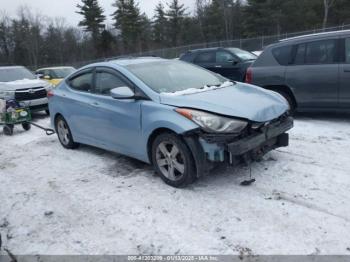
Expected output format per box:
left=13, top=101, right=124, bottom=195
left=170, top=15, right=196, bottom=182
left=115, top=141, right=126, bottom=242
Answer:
left=240, top=164, right=256, bottom=186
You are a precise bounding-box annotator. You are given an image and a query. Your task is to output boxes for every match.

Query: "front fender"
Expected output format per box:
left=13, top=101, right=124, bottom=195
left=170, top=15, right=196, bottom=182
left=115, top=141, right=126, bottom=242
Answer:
left=140, top=101, right=199, bottom=163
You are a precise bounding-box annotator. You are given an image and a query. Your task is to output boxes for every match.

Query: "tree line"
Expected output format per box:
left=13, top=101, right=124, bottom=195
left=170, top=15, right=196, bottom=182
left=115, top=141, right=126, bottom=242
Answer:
left=1, top=0, right=350, bottom=69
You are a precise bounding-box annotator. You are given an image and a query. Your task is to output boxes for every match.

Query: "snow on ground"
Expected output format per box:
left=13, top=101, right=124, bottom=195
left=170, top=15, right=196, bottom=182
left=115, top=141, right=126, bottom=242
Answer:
left=0, top=112, right=350, bottom=255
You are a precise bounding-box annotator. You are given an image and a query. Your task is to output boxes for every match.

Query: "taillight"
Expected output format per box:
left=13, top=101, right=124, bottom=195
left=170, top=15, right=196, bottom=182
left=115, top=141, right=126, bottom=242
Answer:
left=245, top=67, right=252, bottom=84
left=47, top=90, right=54, bottom=98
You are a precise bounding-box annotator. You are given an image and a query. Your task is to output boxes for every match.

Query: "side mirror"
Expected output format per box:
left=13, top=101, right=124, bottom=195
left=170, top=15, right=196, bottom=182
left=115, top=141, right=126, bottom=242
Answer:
left=110, top=86, right=135, bottom=100
left=44, top=75, right=51, bottom=80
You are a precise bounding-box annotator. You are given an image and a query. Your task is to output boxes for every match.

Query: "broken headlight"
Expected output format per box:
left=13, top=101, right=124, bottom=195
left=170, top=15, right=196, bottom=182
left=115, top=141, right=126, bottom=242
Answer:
left=176, top=108, right=248, bottom=134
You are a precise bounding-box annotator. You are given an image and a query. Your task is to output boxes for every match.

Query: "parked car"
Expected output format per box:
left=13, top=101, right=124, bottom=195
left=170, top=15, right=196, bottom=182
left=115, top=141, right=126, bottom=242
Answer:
left=35, top=66, right=76, bottom=86
left=0, top=66, right=52, bottom=113
left=180, top=47, right=257, bottom=81
left=246, top=30, right=350, bottom=112
left=49, top=58, right=293, bottom=187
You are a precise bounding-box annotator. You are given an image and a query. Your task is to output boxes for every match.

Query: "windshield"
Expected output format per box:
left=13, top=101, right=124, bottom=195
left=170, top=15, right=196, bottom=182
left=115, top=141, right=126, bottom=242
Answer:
left=127, top=60, right=227, bottom=93
left=0, top=67, right=36, bottom=82
left=229, top=48, right=257, bottom=61
left=52, top=67, right=76, bottom=78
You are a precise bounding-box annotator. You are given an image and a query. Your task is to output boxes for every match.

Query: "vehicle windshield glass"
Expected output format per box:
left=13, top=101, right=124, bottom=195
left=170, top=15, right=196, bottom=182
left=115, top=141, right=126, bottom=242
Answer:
left=230, top=48, right=257, bottom=61
left=0, top=67, right=36, bottom=82
left=52, top=68, right=76, bottom=78
left=127, top=60, right=227, bottom=93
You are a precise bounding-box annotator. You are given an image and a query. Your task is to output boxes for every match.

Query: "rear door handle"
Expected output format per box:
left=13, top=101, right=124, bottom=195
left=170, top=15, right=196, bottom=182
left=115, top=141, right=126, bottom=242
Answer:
left=344, top=69, right=350, bottom=73
left=215, top=65, right=222, bottom=68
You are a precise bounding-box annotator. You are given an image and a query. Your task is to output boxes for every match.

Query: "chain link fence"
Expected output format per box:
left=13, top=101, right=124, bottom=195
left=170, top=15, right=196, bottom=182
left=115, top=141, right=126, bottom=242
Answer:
left=51, top=24, right=350, bottom=69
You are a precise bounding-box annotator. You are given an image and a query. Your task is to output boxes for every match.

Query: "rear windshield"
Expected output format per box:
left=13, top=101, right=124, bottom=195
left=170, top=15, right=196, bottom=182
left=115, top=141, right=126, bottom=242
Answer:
left=229, top=48, right=257, bottom=61
left=52, top=68, right=76, bottom=78
left=272, top=46, right=293, bottom=65
left=0, top=67, right=36, bottom=82
left=127, top=60, right=227, bottom=93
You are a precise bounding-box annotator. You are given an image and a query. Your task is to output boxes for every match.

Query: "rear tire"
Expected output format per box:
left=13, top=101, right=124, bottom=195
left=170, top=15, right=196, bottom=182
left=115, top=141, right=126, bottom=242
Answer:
left=55, top=116, right=79, bottom=149
left=151, top=132, right=197, bottom=188
left=3, top=125, right=13, bottom=136
left=275, top=90, right=296, bottom=114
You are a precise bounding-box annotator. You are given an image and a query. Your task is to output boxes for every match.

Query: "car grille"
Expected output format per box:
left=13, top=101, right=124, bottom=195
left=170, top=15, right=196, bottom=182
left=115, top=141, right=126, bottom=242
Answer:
left=15, top=87, right=47, bottom=101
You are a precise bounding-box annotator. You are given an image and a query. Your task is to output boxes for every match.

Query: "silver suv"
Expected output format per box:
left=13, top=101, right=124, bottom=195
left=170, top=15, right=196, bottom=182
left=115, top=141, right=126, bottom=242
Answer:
left=246, top=30, right=350, bottom=112
left=0, top=66, right=52, bottom=113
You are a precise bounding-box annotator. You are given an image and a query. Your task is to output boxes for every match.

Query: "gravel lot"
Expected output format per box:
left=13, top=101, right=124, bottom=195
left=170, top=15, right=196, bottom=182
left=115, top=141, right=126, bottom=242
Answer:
left=0, top=113, right=350, bottom=255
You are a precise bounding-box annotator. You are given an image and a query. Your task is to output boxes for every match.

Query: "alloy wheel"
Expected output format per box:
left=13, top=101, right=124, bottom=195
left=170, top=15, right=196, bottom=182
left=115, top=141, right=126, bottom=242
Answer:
left=156, top=141, right=185, bottom=181
left=57, top=119, right=70, bottom=146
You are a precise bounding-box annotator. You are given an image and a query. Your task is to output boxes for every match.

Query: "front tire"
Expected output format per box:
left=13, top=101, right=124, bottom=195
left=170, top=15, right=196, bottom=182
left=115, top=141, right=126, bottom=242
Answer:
left=55, top=116, right=79, bottom=149
left=152, top=133, right=197, bottom=188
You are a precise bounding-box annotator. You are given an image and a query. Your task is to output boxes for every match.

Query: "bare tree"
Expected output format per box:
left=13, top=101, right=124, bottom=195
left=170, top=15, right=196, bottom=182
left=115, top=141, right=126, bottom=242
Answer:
left=323, top=0, right=336, bottom=29
left=0, top=12, right=12, bottom=63
left=219, top=0, right=229, bottom=40
left=17, top=6, right=46, bottom=68
left=195, top=0, right=210, bottom=42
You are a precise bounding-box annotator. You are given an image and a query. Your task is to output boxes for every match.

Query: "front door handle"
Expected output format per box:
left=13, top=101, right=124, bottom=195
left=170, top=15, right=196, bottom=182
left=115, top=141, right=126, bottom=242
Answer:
left=344, top=69, right=350, bottom=73
left=215, top=65, right=222, bottom=68
left=91, top=102, right=100, bottom=107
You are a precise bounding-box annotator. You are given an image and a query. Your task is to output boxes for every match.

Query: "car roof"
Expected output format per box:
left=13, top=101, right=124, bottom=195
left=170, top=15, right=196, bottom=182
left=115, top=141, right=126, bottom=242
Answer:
left=280, top=29, right=350, bottom=43
left=185, top=47, right=237, bottom=53
left=79, top=57, right=170, bottom=72
left=0, top=66, right=25, bottom=70
left=106, top=57, right=166, bottom=66
left=36, top=66, right=75, bottom=71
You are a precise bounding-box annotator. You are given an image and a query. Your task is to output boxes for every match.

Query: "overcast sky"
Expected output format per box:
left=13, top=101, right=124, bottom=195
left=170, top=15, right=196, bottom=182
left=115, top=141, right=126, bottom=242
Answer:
left=2, top=0, right=195, bottom=26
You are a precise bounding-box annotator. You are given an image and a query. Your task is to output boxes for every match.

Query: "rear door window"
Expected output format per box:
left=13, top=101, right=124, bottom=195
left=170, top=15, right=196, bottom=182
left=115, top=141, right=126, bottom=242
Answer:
left=194, top=52, right=215, bottom=63
left=69, top=72, right=94, bottom=92
left=305, top=39, right=336, bottom=64
left=216, top=51, right=234, bottom=63
left=272, top=45, right=293, bottom=65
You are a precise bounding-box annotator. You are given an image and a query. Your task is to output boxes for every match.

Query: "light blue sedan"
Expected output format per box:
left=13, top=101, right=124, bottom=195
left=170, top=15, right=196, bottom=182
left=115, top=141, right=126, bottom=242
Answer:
left=49, top=58, right=293, bottom=187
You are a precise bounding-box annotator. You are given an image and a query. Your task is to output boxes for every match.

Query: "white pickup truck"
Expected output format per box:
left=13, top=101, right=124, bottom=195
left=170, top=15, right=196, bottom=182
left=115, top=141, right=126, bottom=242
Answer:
left=0, top=66, right=53, bottom=114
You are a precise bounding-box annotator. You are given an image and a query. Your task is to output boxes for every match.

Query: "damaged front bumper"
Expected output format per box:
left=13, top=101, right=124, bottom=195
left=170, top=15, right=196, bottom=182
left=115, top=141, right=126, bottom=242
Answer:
left=184, top=116, right=294, bottom=177
left=228, top=117, right=293, bottom=158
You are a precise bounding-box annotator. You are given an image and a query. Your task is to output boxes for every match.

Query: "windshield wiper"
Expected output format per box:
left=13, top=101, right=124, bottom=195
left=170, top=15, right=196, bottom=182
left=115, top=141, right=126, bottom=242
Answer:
left=200, top=84, right=221, bottom=89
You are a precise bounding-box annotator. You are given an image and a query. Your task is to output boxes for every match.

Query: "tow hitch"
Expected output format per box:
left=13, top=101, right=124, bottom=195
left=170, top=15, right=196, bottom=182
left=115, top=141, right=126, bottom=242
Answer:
left=30, top=122, right=56, bottom=136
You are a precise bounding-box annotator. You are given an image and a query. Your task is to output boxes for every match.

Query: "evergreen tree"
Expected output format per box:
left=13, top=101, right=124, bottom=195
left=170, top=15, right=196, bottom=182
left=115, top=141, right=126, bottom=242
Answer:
left=330, top=0, right=350, bottom=26
left=203, top=0, right=226, bottom=41
left=0, top=15, right=12, bottom=63
left=166, top=0, right=187, bottom=46
left=112, top=0, right=142, bottom=52
left=139, top=13, right=153, bottom=51
left=153, top=2, right=168, bottom=46
left=244, top=0, right=322, bottom=37
left=99, top=30, right=116, bottom=57
left=76, top=0, right=106, bottom=47
left=231, top=0, right=243, bottom=39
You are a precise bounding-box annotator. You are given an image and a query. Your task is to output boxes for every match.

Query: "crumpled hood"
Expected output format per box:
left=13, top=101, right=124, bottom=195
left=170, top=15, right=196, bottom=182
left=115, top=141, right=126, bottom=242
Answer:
left=159, top=83, right=289, bottom=123
left=0, top=79, right=49, bottom=91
